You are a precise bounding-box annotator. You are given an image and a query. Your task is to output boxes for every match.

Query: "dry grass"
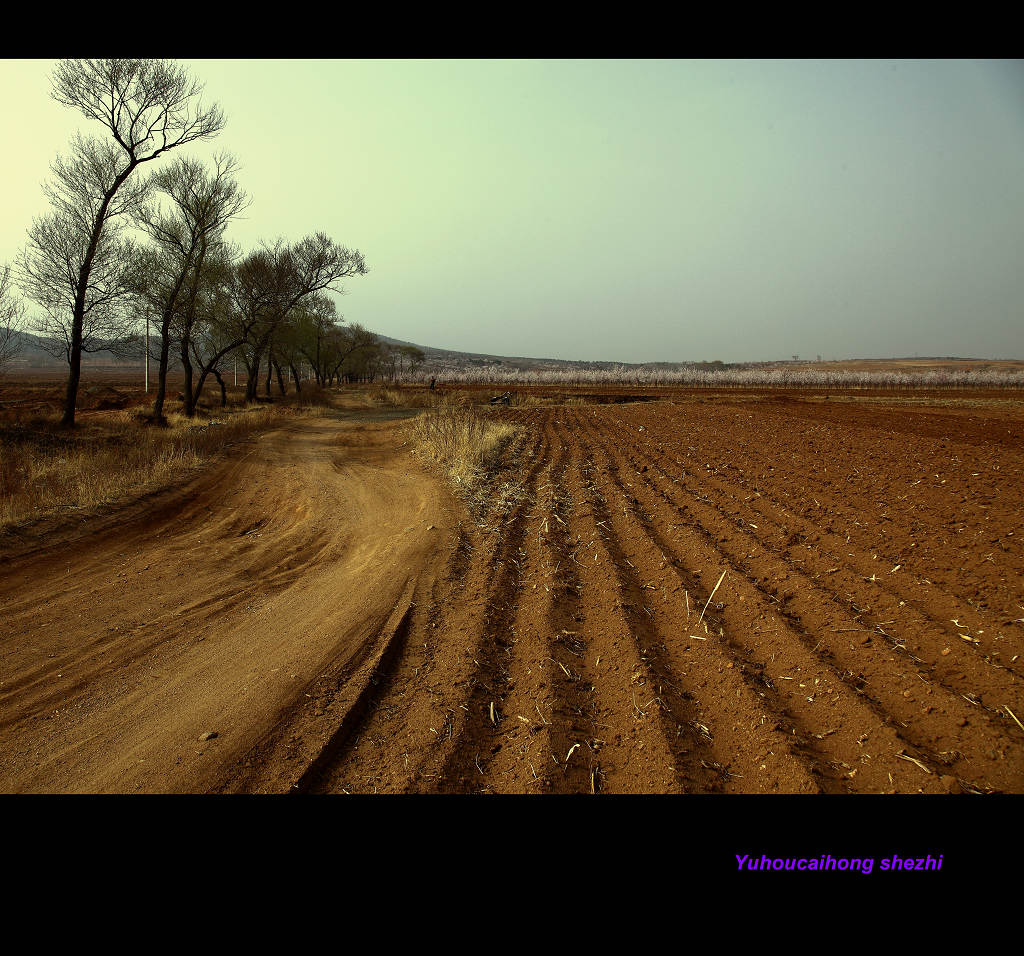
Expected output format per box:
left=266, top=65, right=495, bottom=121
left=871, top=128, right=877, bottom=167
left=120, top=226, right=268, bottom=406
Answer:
left=289, top=385, right=336, bottom=415
left=369, top=385, right=437, bottom=409
left=361, top=386, right=595, bottom=410
left=0, top=404, right=289, bottom=531
left=372, top=387, right=406, bottom=407
left=509, top=392, right=593, bottom=407
left=509, top=392, right=546, bottom=407
left=409, top=393, right=520, bottom=487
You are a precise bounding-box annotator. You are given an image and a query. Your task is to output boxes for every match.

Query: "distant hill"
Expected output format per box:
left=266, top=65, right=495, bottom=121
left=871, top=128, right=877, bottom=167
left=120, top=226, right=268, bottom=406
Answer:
left=6, top=326, right=1015, bottom=378
left=372, top=333, right=739, bottom=375
left=373, top=334, right=1020, bottom=376
left=3, top=330, right=143, bottom=369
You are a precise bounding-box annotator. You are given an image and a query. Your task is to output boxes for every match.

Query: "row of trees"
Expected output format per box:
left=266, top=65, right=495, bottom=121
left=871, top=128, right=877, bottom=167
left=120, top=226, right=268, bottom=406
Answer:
left=0, top=58, right=400, bottom=425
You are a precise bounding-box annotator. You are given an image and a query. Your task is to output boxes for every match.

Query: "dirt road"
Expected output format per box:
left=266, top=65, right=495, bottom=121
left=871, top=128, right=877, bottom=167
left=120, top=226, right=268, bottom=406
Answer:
left=2, top=394, right=1022, bottom=793
left=0, top=413, right=456, bottom=793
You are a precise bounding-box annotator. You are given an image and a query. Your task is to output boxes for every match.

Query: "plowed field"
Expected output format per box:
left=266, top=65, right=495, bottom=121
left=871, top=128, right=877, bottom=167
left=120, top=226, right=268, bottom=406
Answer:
left=1, top=392, right=1022, bottom=793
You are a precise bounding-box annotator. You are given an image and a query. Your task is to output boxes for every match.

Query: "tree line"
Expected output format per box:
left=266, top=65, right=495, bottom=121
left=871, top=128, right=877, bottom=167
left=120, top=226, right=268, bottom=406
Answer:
left=422, top=364, right=1024, bottom=389
left=0, top=58, right=424, bottom=425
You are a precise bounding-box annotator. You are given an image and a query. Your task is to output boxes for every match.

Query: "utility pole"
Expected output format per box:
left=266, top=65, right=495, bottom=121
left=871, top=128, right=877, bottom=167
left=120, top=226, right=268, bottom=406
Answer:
left=145, top=315, right=149, bottom=393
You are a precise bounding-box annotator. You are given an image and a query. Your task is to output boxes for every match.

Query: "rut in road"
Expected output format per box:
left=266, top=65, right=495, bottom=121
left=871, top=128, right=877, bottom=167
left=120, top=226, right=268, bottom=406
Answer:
left=0, top=415, right=457, bottom=794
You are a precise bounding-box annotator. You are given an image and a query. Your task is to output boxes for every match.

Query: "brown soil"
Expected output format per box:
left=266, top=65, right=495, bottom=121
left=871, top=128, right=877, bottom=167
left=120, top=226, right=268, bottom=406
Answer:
left=1, top=391, right=1022, bottom=793
left=0, top=413, right=455, bottom=792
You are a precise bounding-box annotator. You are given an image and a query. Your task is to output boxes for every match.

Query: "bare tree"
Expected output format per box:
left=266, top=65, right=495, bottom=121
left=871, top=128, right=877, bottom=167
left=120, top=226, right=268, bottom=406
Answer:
left=397, top=344, right=425, bottom=381
left=330, top=324, right=381, bottom=384
left=232, top=234, right=368, bottom=402
left=20, top=206, right=142, bottom=366
left=287, top=292, right=340, bottom=388
left=185, top=247, right=252, bottom=409
left=0, top=264, right=28, bottom=376
left=229, top=246, right=292, bottom=402
left=133, top=153, right=248, bottom=420
left=17, top=59, right=225, bottom=426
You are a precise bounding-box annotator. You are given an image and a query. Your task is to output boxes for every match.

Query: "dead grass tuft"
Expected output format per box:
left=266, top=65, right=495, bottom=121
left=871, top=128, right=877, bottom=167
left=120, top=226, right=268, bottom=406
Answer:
left=370, top=386, right=437, bottom=409
left=289, top=386, right=335, bottom=415
left=372, top=387, right=406, bottom=407
left=508, top=393, right=594, bottom=407
left=509, top=392, right=546, bottom=407
left=409, top=394, right=520, bottom=488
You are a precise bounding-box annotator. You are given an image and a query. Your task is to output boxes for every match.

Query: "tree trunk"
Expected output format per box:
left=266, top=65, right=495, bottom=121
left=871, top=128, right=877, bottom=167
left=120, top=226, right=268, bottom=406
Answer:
left=192, top=367, right=210, bottom=410
left=61, top=343, right=82, bottom=428
left=152, top=325, right=172, bottom=421
left=181, top=338, right=195, bottom=417
left=244, top=349, right=262, bottom=403
left=60, top=162, right=138, bottom=428
left=212, top=367, right=227, bottom=406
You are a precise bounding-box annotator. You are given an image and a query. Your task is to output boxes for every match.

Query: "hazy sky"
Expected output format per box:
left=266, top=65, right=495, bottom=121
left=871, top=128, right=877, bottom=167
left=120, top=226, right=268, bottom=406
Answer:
left=2, top=58, right=1022, bottom=363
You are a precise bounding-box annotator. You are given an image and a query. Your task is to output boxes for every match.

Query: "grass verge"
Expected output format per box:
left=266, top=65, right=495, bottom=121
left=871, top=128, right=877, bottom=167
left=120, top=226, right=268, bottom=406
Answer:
left=409, top=394, right=520, bottom=488
left=0, top=404, right=293, bottom=532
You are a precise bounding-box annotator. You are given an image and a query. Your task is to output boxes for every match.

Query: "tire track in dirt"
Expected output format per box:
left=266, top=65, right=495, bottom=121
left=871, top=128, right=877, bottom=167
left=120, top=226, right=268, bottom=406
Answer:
left=0, top=520, right=341, bottom=728
left=0, top=426, right=346, bottom=717
left=215, top=578, right=420, bottom=794
left=291, top=411, right=553, bottom=793
left=293, top=521, right=477, bottom=794
left=0, top=416, right=457, bottom=793
left=6, top=394, right=1020, bottom=793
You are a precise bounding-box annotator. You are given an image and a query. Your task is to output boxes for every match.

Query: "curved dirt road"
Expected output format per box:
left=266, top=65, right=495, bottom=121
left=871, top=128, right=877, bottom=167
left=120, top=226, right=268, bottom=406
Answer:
left=0, top=413, right=456, bottom=793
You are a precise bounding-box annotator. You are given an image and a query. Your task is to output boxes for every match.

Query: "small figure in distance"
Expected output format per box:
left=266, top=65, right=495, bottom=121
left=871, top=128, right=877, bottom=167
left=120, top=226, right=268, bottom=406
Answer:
left=429, top=377, right=436, bottom=390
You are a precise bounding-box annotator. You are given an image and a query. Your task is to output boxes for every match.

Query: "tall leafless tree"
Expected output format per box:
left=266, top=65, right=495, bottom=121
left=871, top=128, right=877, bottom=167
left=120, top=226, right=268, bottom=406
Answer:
left=16, top=59, right=225, bottom=426
left=133, top=153, right=248, bottom=420
left=231, top=234, right=368, bottom=403
left=328, top=323, right=381, bottom=384
left=282, top=292, right=338, bottom=389
left=184, top=247, right=249, bottom=409
left=20, top=203, right=141, bottom=367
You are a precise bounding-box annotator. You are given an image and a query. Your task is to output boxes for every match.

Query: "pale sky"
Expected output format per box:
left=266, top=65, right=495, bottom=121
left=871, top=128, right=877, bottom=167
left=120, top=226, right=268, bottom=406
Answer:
left=2, top=58, right=1022, bottom=363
